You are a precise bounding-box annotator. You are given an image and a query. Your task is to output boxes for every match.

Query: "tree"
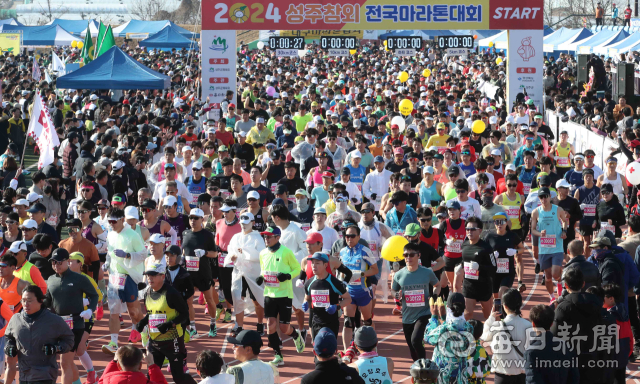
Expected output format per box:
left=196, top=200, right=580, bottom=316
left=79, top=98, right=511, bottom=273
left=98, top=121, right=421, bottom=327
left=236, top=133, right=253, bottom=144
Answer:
left=129, top=0, right=166, bottom=21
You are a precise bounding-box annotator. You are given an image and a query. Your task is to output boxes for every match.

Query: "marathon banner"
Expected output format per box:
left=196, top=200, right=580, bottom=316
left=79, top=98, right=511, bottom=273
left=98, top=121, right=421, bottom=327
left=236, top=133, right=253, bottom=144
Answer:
left=280, top=29, right=364, bottom=39
left=0, top=32, right=20, bottom=54
left=202, top=0, right=543, bottom=31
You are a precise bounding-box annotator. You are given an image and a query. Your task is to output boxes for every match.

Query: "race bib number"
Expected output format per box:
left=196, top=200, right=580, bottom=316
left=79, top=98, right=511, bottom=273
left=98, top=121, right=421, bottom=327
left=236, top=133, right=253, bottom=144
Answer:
left=464, top=262, right=479, bottom=280
left=506, top=206, right=520, bottom=219
left=395, top=230, right=404, bottom=236
left=601, top=222, right=615, bottom=234
left=221, top=189, right=231, bottom=199
left=288, top=197, right=296, bottom=205
left=446, top=240, right=462, bottom=253
left=311, top=289, right=330, bottom=308
left=149, top=314, right=167, bottom=333
left=185, top=256, right=199, bottom=271
left=557, top=157, right=570, bottom=167
left=191, top=193, right=201, bottom=204
left=349, top=271, right=362, bottom=285
left=46, top=214, right=59, bottom=227
left=584, top=204, right=596, bottom=216
left=62, top=315, right=73, bottom=329
left=264, top=271, right=279, bottom=287
left=369, top=243, right=377, bottom=252
left=219, top=252, right=233, bottom=267
left=523, top=183, right=531, bottom=195
left=357, top=184, right=362, bottom=192
left=497, top=258, right=509, bottom=274
left=540, top=236, right=557, bottom=248
left=270, top=184, right=277, bottom=193
left=405, top=289, right=425, bottom=307
left=109, top=273, right=126, bottom=290
left=301, top=224, right=311, bottom=232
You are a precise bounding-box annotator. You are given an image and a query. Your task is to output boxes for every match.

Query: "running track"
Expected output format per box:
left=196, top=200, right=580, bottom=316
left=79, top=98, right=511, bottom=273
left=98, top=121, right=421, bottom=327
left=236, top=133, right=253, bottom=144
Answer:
left=63, top=241, right=640, bottom=383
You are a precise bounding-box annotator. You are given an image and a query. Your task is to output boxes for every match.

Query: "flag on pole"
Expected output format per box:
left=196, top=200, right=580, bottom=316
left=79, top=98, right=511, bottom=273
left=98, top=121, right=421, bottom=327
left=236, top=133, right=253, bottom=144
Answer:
left=94, top=21, right=107, bottom=60
left=32, top=56, right=41, bottom=82
left=27, top=91, right=59, bottom=169
left=96, top=25, right=115, bottom=58
left=44, top=70, right=52, bottom=84
left=81, top=21, right=94, bottom=64
left=52, top=52, right=65, bottom=75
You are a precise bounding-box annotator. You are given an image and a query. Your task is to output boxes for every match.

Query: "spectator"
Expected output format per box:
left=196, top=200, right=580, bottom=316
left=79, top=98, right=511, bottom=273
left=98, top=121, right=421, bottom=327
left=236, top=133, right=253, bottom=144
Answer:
left=302, top=328, right=365, bottom=384
left=226, top=330, right=279, bottom=383
left=98, top=345, right=167, bottom=384
left=559, top=240, right=600, bottom=301
left=195, top=350, right=235, bottom=384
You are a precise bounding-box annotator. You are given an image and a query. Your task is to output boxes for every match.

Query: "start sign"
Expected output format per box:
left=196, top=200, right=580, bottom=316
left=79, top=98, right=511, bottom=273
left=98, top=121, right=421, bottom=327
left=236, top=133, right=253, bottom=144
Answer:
left=202, top=0, right=543, bottom=30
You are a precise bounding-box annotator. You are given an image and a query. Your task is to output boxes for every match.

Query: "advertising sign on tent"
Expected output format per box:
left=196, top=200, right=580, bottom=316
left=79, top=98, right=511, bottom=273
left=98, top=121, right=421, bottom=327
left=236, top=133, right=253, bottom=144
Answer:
left=201, top=30, right=236, bottom=116
left=0, top=32, right=20, bottom=53
left=65, top=63, right=80, bottom=75
left=507, top=29, right=544, bottom=113
left=280, top=30, right=363, bottom=39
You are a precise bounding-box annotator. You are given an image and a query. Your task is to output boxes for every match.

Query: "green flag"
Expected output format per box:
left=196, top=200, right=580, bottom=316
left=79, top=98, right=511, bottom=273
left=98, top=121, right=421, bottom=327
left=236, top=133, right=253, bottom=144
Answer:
left=94, top=21, right=106, bottom=60
left=96, top=25, right=115, bottom=58
left=80, top=22, right=94, bottom=64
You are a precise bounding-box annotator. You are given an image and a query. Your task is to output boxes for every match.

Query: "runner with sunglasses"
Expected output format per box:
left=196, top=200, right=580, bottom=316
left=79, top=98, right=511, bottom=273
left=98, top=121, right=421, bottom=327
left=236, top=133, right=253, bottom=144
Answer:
left=392, top=242, right=441, bottom=361
left=182, top=208, right=222, bottom=338
left=140, top=199, right=178, bottom=246
left=186, top=162, right=206, bottom=209
left=574, top=168, right=600, bottom=254
left=255, top=226, right=304, bottom=366
left=484, top=212, right=525, bottom=299
left=460, top=217, right=496, bottom=320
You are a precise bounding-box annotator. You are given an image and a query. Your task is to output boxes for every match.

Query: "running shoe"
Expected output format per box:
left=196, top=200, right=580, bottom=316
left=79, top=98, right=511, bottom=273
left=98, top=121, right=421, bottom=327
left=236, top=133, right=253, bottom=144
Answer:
left=188, top=327, right=198, bottom=339
left=119, top=314, right=125, bottom=327
left=215, top=307, right=224, bottom=321
left=85, top=370, right=97, bottom=384
left=208, top=324, right=218, bottom=337
left=198, top=291, right=205, bottom=305
left=96, top=305, right=104, bottom=321
left=340, top=351, right=353, bottom=364
left=231, top=327, right=243, bottom=337
left=293, top=329, right=305, bottom=353
left=392, top=305, right=402, bottom=316
left=518, top=283, right=526, bottom=293
left=184, top=360, right=190, bottom=374
left=534, top=263, right=540, bottom=274
left=128, top=329, right=141, bottom=343
left=141, top=329, right=149, bottom=347
left=184, top=329, right=191, bottom=343
left=101, top=342, right=117, bottom=355
left=557, top=282, right=563, bottom=297
left=270, top=355, right=284, bottom=366
left=223, top=310, right=232, bottom=323
left=541, top=275, right=546, bottom=285
left=300, top=328, right=308, bottom=344
left=205, top=306, right=209, bottom=315
left=257, top=323, right=265, bottom=336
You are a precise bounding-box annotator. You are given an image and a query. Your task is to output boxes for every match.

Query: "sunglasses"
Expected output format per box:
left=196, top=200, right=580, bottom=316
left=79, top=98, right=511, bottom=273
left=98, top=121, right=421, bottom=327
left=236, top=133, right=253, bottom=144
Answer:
left=208, top=187, right=220, bottom=191
left=262, top=235, right=276, bottom=239
left=0, top=263, right=9, bottom=268
left=586, top=155, right=595, bottom=159
left=494, top=220, right=506, bottom=226
left=81, top=189, right=93, bottom=193
left=188, top=216, right=202, bottom=220
left=601, top=191, right=612, bottom=195
left=403, top=252, right=419, bottom=258
left=5, top=220, right=16, bottom=225
left=507, top=183, right=517, bottom=188
left=248, top=198, right=258, bottom=202
left=456, top=189, right=467, bottom=194
left=328, top=137, right=336, bottom=141
left=465, top=227, right=479, bottom=231
left=361, top=209, right=373, bottom=213
left=78, top=210, right=89, bottom=214
left=419, top=217, right=433, bottom=222
left=97, top=206, right=108, bottom=210
left=108, top=219, right=119, bottom=224
left=539, top=195, right=550, bottom=199
left=52, top=260, right=66, bottom=265
left=142, top=208, right=154, bottom=213
left=344, top=234, right=357, bottom=239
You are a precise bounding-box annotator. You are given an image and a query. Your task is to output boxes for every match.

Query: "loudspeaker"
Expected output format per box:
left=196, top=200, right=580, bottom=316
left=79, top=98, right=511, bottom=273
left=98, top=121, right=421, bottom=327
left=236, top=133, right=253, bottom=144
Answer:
left=577, top=54, right=589, bottom=90
left=613, top=62, right=635, bottom=100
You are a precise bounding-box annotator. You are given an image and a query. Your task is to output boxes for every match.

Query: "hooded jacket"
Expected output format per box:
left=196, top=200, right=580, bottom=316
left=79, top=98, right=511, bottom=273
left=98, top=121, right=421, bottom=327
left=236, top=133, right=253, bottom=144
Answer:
left=559, top=255, right=600, bottom=301
left=98, top=360, right=167, bottom=384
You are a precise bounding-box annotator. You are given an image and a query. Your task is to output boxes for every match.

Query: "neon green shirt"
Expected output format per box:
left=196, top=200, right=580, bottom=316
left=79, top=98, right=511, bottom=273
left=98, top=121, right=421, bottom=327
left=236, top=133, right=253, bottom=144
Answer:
left=292, top=113, right=312, bottom=133
left=259, top=245, right=301, bottom=299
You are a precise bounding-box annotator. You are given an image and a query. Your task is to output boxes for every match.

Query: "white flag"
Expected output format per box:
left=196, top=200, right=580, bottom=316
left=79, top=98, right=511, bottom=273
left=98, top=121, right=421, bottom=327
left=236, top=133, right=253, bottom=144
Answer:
left=32, top=56, right=41, bottom=82
left=44, top=70, right=52, bottom=84
left=27, top=91, right=59, bottom=169
left=52, top=52, right=65, bottom=75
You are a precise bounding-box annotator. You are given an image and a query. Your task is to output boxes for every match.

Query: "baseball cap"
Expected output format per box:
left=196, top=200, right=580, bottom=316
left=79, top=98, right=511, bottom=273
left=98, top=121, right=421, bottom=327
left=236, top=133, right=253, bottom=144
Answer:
left=295, top=189, right=310, bottom=199
left=247, top=191, right=260, bottom=200
left=314, top=207, right=327, bottom=215
left=313, top=327, right=338, bottom=356
left=12, top=199, right=28, bottom=207
left=447, top=292, right=465, bottom=309
left=505, top=164, right=516, bottom=172
left=309, top=252, right=329, bottom=263
left=164, top=245, right=182, bottom=256
left=556, top=179, right=571, bottom=189
left=589, top=237, right=611, bottom=248
left=69, top=252, right=84, bottom=263
left=239, top=212, right=255, bottom=224
left=227, top=330, right=263, bottom=348
left=163, top=195, right=178, bottom=207
left=190, top=208, right=205, bottom=218
left=144, top=262, right=166, bottom=275
left=192, top=161, right=203, bottom=170
left=124, top=206, right=139, bottom=220
left=50, top=247, right=69, bottom=261
left=304, top=232, right=323, bottom=244
left=148, top=233, right=164, bottom=244
left=27, top=202, right=47, bottom=213
left=404, top=223, right=421, bottom=237
left=220, top=204, right=236, bottom=212
left=423, top=166, right=435, bottom=175
left=26, top=192, right=43, bottom=203
left=20, top=219, right=37, bottom=230
left=141, top=199, right=157, bottom=209
left=374, top=156, right=384, bottom=163
left=393, top=147, right=404, bottom=155
left=354, top=326, right=378, bottom=348
left=538, top=187, right=551, bottom=197
left=352, top=151, right=362, bottom=158
left=492, top=212, right=508, bottom=220
left=260, top=226, right=281, bottom=236
left=446, top=200, right=461, bottom=210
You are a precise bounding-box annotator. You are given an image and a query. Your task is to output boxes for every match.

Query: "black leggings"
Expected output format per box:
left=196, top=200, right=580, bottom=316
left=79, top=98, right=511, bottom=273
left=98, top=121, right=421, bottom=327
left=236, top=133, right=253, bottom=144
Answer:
left=494, top=373, right=526, bottom=384
left=614, top=367, right=626, bottom=384
left=218, top=266, right=234, bottom=306
left=402, top=315, right=430, bottom=361
left=149, top=339, right=196, bottom=384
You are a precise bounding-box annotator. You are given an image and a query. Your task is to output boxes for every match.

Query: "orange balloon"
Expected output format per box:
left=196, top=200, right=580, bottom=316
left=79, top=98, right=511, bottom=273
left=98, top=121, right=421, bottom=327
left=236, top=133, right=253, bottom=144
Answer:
left=473, top=34, right=478, bottom=39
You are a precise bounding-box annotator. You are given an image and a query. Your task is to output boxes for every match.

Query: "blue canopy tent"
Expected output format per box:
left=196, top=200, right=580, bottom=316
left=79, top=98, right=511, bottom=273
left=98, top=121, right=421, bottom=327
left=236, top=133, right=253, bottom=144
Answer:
left=607, top=33, right=640, bottom=55
left=56, top=46, right=170, bottom=90
left=544, top=25, right=554, bottom=36
left=478, top=30, right=507, bottom=48
left=591, top=29, right=632, bottom=54
left=113, top=20, right=198, bottom=39
left=544, top=28, right=592, bottom=53
left=378, top=30, right=423, bottom=40
left=558, top=29, right=616, bottom=53
left=0, top=24, right=78, bottom=46
left=0, top=18, right=22, bottom=26
left=138, top=26, right=195, bottom=49
left=46, top=19, right=97, bottom=35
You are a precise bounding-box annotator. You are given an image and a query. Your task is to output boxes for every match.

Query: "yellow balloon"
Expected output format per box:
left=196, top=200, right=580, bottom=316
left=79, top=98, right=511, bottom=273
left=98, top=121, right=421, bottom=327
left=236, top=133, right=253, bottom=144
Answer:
left=472, top=120, right=486, bottom=134
left=383, top=40, right=387, bottom=46
left=422, top=68, right=431, bottom=78
left=488, top=41, right=494, bottom=48
left=71, top=40, right=77, bottom=48
left=399, top=98, right=414, bottom=116
left=398, top=71, right=409, bottom=83
left=349, top=49, right=357, bottom=55
left=381, top=236, right=408, bottom=262
left=77, top=41, right=84, bottom=49
left=496, top=57, right=502, bottom=65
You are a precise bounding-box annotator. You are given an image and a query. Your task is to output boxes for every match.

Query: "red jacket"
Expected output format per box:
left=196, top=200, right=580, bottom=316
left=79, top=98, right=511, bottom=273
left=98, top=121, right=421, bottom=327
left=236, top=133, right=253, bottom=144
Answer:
left=98, top=360, right=168, bottom=384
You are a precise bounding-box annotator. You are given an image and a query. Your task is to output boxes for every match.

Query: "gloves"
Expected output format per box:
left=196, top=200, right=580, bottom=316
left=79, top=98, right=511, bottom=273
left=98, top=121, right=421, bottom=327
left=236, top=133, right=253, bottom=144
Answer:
left=102, top=263, right=109, bottom=272
left=296, top=280, right=305, bottom=288
left=137, top=282, right=147, bottom=290
left=42, top=344, right=60, bottom=355
left=370, top=193, right=377, bottom=201
left=255, top=276, right=264, bottom=285
left=4, top=343, right=16, bottom=358
left=506, top=248, right=518, bottom=256
left=301, top=301, right=309, bottom=312
left=79, top=309, right=92, bottom=320
left=493, top=251, right=499, bottom=258
left=276, top=273, right=291, bottom=282
left=445, top=238, right=454, bottom=246
left=114, top=249, right=127, bottom=258
left=580, top=204, right=586, bottom=210
left=83, top=298, right=89, bottom=307
left=194, top=249, right=206, bottom=258
left=470, top=261, right=479, bottom=271
left=307, top=185, right=314, bottom=194
left=326, top=304, right=338, bottom=314
left=351, top=198, right=358, bottom=204
left=156, top=322, right=173, bottom=334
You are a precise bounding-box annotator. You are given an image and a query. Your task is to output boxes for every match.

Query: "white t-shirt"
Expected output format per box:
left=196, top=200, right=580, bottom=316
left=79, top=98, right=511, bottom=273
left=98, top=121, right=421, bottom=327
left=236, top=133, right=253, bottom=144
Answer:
left=451, top=197, right=482, bottom=220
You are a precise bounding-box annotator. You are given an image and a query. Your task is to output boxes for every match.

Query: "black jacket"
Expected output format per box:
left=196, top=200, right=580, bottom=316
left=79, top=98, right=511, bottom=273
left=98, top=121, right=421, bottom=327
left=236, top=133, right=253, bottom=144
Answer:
left=525, top=331, right=579, bottom=384
left=301, top=358, right=365, bottom=384
left=164, top=265, right=194, bottom=302
left=593, top=250, right=625, bottom=289
left=560, top=255, right=600, bottom=300
left=28, top=246, right=57, bottom=281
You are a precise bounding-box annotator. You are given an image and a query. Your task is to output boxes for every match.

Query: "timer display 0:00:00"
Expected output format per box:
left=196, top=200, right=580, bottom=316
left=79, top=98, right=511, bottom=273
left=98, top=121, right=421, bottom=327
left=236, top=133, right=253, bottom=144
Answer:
left=214, top=3, right=282, bottom=24
left=437, top=36, right=474, bottom=48
left=386, top=37, right=422, bottom=50
left=320, top=37, right=357, bottom=50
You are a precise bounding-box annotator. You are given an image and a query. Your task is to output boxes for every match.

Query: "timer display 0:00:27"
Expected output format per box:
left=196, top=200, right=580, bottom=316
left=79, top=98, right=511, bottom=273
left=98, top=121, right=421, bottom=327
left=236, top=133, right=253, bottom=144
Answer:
left=269, top=37, right=305, bottom=49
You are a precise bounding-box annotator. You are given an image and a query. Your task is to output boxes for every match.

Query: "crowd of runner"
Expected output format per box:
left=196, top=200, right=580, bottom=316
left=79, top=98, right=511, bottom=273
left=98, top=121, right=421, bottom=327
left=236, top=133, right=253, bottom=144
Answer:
left=0, top=40, right=636, bottom=384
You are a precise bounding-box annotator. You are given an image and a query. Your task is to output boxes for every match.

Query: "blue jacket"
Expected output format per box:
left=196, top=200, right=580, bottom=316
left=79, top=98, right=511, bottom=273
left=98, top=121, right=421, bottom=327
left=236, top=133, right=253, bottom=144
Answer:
left=525, top=331, right=579, bottom=384
left=611, top=245, right=640, bottom=311
left=385, top=206, right=418, bottom=235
